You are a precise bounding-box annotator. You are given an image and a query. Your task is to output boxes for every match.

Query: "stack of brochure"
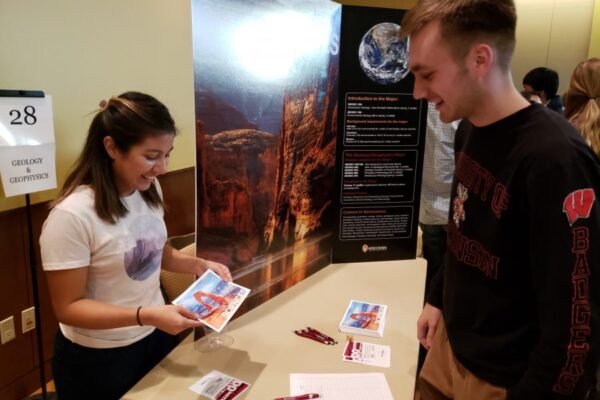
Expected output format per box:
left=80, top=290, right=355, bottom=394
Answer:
left=339, top=300, right=387, bottom=338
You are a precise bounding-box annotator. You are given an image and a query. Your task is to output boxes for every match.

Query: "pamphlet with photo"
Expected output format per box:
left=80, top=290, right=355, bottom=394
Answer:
left=173, top=270, right=250, bottom=332
left=339, top=299, right=387, bottom=337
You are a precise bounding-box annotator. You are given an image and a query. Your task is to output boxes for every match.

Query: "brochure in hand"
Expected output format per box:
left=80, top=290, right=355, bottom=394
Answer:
left=339, top=299, right=387, bottom=337
left=172, top=270, right=250, bottom=333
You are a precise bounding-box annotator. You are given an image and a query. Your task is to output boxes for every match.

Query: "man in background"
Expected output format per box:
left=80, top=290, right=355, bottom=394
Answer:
left=523, top=66, right=565, bottom=114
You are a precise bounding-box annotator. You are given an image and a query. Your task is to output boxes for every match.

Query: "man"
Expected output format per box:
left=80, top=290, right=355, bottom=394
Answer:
left=402, top=1, right=599, bottom=399
left=523, top=67, right=565, bottom=114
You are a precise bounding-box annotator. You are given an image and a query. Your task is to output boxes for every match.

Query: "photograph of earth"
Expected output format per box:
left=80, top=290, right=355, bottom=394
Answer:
left=358, top=22, right=410, bottom=85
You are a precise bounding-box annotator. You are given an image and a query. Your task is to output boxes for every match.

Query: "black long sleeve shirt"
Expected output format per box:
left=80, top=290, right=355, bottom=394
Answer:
left=427, top=103, right=599, bottom=399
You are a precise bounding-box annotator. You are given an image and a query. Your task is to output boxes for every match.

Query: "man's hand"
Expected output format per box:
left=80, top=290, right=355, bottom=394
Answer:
left=417, top=303, right=442, bottom=349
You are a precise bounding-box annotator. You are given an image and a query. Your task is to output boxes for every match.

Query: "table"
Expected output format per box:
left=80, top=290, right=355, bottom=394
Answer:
left=124, top=258, right=426, bottom=400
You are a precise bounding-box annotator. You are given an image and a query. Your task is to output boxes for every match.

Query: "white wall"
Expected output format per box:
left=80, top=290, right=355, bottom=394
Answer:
left=513, top=0, right=594, bottom=95
left=0, top=0, right=196, bottom=211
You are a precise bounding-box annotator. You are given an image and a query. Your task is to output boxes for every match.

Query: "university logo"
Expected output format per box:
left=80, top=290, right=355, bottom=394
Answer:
left=563, top=189, right=595, bottom=226
left=453, top=183, right=468, bottom=228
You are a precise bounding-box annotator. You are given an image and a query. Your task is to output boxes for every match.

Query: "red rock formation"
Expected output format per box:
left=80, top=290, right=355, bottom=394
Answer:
left=195, top=89, right=258, bottom=134
left=264, top=49, right=339, bottom=250
left=196, top=23, right=339, bottom=265
left=197, top=128, right=279, bottom=266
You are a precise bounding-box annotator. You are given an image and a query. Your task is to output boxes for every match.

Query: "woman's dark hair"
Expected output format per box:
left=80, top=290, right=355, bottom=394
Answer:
left=53, top=91, right=177, bottom=223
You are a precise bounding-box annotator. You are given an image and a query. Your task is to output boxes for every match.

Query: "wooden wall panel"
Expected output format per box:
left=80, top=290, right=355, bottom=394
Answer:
left=158, top=166, right=196, bottom=238
left=0, top=209, right=36, bottom=394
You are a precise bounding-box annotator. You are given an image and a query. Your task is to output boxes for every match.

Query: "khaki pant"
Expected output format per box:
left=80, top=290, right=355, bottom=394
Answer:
left=415, top=319, right=507, bottom=400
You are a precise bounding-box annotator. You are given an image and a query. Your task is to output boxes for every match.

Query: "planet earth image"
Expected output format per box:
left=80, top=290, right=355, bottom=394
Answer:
left=358, top=22, right=410, bottom=85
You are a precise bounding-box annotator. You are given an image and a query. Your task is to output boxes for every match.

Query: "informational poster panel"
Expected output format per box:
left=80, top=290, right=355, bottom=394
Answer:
left=332, top=6, right=427, bottom=262
left=191, top=0, right=341, bottom=309
left=0, top=94, right=57, bottom=197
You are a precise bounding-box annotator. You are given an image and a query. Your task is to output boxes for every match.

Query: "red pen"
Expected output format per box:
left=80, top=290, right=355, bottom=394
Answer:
left=273, top=394, right=320, bottom=400
left=299, top=329, right=335, bottom=345
left=307, top=327, right=338, bottom=344
left=300, top=329, right=335, bottom=345
left=294, top=330, right=331, bottom=345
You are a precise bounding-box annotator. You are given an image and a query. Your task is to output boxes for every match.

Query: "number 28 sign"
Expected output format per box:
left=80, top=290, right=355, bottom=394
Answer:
left=0, top=95, right=57, bottom=197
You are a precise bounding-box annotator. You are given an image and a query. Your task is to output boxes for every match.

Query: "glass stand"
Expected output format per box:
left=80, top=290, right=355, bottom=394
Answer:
left=194, top=325, right=234, bottom=353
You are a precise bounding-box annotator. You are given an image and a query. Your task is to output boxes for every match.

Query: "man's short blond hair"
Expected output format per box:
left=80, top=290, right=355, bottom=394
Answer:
left=401, top=0, right=517, bottom=71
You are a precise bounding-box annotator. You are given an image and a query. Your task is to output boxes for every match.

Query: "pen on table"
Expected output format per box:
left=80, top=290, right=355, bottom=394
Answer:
left=307, top=327, right=338, bottom=344
left=299, top=329, right=335, bottom=345
left=300, top=329, right=335, bottom=345
left=294, top=330, right=332, bottom=345
left=294, top=330, right=329, bottom=344
left=273, top=393, right=321, bottom=400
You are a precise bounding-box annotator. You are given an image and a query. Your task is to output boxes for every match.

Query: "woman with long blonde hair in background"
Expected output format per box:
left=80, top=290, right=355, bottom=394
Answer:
left=564, top=56, right=600, bottom=400
left=564, top=58, right=600, bottom=156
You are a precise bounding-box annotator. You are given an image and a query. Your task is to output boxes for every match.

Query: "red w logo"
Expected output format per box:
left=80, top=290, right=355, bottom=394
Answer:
left=563, top=189, right=596, bottom=226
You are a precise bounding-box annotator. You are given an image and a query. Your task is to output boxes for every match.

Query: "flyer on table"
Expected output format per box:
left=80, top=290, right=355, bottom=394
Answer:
left=342, top=338, right=391, bottom=368
left=189, top=370, right=250, bottom=400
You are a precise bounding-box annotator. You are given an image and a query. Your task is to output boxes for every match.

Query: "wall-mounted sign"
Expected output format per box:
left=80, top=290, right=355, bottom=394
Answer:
left=0, top=94, right=57, bottom=197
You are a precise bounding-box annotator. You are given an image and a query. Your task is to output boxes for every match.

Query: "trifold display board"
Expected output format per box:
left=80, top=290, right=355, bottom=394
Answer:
left=191, top=0, right=425, bottom=301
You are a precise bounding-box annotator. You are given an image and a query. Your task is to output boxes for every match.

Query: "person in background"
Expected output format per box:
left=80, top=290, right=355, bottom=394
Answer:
left=40, top=92, right=232, bottom=400
left=520, top=90, right=542, bottom=104
left=402, top=0, right=599, bottom=398
left=417, top=105, right=458, bottom=372
left=564, top=58, right=600, bottom=400
left=523, top=66, right=565, bottom=114
left=564, top=58, right=600, bottom=157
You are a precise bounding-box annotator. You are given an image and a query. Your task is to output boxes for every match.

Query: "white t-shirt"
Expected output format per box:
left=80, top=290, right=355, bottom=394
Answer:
left=40, top=185, right=166, bottom=348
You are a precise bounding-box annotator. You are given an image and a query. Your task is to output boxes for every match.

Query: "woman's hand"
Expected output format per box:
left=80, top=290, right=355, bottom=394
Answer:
left=161, top=244, right=232, bottom=282
left=140, top=304, right=202, bottom=335
left=203, top=259, right=232, bottom=282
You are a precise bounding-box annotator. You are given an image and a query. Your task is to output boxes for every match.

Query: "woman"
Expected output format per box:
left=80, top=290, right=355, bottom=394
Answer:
left=40, top=92, right=231, bottom=399
left=564, top=58, right=600, bottom=157
left=564, top=58, right=600, bottom=400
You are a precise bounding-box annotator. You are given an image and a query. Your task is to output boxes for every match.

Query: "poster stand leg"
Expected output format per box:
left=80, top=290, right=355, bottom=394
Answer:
left=23, top=194, right=56, bottom=400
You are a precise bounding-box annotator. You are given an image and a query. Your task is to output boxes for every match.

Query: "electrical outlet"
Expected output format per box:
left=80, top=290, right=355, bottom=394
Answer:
left=0, top=316, right=16, bottom=344
left=22, top=307, right=36, bottom=333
